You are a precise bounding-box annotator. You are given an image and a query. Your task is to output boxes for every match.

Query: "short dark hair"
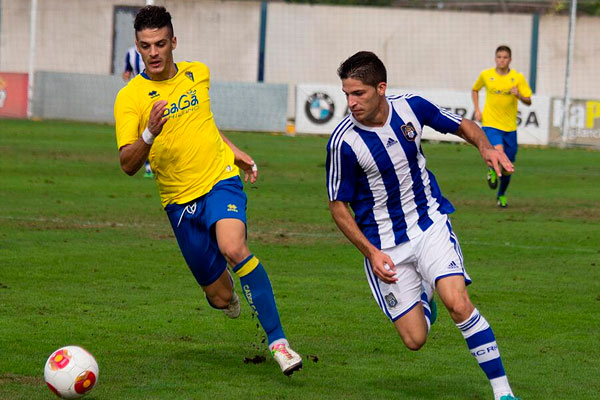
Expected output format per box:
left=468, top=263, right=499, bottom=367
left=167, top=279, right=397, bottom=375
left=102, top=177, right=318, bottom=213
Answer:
left=495, top=45, right=511, bottom=57
left=134, top=6, right=174, bottom=38
left=337, top=51, right=387, bottom=88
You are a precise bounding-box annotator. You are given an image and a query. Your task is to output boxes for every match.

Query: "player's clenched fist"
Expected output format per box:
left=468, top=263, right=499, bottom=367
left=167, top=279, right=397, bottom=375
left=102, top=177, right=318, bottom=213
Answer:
left=370, top=252, right=398, bottom=284
left=148, top=100, right=168, bottom=135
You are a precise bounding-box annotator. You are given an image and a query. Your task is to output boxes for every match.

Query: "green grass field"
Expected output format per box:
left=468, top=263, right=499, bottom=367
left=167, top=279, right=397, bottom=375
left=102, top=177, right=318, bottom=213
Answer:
left=1, top=119, right=599, bottom=399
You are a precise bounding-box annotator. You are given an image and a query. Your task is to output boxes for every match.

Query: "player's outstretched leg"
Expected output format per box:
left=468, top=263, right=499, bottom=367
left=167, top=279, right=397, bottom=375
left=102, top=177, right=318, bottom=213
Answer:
left=233, top=254, right=302, bottom=375
left=437, top=276, right=517, bottom=399
left=456, top=308, right=517, bottom=400
left=496, top=174, right=511, bottom=208
left=496, top=132, right=516, bottom=208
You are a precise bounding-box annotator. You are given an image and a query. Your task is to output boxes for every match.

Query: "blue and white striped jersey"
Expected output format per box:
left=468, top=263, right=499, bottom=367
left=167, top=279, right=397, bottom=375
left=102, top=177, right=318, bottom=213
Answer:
left=123, top=47, right=145, bottom=77
left=326, top=94, right=462, bottom=250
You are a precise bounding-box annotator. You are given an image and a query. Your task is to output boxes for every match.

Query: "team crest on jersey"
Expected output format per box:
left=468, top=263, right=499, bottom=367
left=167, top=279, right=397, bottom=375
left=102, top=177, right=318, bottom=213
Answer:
left=148, top=90, right=160, bottom=98
left=384, top=293, right=398, bottom=308
left=185, top=72, right=194, bottom=82
left=401, top=122, right=417, bottom=141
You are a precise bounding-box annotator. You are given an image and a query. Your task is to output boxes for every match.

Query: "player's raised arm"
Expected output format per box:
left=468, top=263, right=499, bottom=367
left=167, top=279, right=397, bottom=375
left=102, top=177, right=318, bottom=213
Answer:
left=454, top=118, right=514, bottom=177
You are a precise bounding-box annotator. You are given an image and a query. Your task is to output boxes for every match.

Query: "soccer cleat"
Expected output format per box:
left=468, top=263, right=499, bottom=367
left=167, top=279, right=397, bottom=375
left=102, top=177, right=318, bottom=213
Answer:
left=222, top=291, right=241, bottom=319
left=143, top=171, right=154, bottom=179
left=271, top=342, right=303, bottom=376
left=487, top=168, right=498, bottom=189
left=499, top=395, right=521, bottom=400
left=497, top=195, right=508, bottom=208
left=430, top=297, right=438, bottom=326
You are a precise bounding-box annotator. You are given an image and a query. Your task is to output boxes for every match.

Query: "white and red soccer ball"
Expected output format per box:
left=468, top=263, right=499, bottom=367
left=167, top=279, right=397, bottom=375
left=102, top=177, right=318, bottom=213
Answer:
left=44, top=346, right=99, bottom=399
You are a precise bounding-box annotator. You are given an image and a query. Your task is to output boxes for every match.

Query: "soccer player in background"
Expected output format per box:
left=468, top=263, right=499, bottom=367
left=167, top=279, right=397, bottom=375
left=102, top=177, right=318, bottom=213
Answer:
left=122, top=46, right=145, bottom=82
left=326, top=51, right=519, bottom=400
left=472, top=45, right=532, bottom=208
left=121, top=45, right=153, bottom=179
left=113, top=5, right=302, bottom=375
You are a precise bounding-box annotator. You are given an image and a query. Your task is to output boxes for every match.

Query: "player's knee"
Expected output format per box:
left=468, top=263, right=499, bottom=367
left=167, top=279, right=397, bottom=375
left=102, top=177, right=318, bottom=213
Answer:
left=402, top=335, right=426, bottom=351
left=397, top=328, right=427, bottom=351
left=205, top=292, right=231, bottom=309
left=219, top=243, right=249, bottom=266
left=446, top=299, right=474, bottom=323
left=209, top=296, right=227, bottom=309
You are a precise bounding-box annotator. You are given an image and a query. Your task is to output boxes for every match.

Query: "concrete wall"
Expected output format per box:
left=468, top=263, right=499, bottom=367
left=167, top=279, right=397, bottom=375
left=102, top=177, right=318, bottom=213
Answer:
left=164, top=0, right=261, bottom=82
left=265, top=3, right=533, bottom=91
left=32, top=71, right=287, bottom=132
left=537, top=15, right=600, bottom=98
left=0, top=0, right=260, bottom=81
left=1, top=0, right=143, bottom=75
left=211, top=81, right=288, bottom=132
left=33, top=71, right=124, bottom=123
left=1, top=1, right=598, bottom=101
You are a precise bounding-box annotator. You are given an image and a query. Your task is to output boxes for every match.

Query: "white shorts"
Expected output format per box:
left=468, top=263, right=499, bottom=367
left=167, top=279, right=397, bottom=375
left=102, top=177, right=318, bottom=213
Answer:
left=364, top=215, right=472, bottom=322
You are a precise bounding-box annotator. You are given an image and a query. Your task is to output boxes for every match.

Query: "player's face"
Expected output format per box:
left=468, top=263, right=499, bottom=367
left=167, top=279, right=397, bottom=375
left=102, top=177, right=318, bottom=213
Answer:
left=495, top=50, right=511, bottom=70
left=342, top=78, right=387, bottom=126
left=136, top=27, right=177, bottom=80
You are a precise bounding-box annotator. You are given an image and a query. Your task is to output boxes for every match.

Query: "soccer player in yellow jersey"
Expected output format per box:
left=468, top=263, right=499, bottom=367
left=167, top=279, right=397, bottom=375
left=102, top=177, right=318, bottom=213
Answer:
left=472, top=45, right=532, bottom=207
left=114, top=5, right=302, bottom=375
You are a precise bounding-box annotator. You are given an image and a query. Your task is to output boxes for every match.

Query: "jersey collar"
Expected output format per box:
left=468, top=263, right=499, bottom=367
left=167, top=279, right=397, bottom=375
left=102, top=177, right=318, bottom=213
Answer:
left=140, top=63, right=179, bottom=81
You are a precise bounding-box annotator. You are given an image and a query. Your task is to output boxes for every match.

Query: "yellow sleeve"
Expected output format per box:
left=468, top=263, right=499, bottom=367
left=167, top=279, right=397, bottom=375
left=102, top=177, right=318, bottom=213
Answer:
left=114, top=88, right=141, bottom=150
left=472, top=71, right=486, bottom=91
left=517, top=73, right=533, bottom=98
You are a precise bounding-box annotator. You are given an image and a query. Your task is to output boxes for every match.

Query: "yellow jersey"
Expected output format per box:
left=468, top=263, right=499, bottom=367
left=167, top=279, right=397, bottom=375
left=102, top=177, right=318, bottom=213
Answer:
left=472, top=67, right=532, bottom=132
left=114, top=61, right=239, bottom=207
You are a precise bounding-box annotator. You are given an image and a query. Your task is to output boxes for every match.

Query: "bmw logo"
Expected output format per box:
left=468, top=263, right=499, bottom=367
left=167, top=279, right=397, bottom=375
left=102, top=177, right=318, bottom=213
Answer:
left=305, top=92, right=335, bottom=124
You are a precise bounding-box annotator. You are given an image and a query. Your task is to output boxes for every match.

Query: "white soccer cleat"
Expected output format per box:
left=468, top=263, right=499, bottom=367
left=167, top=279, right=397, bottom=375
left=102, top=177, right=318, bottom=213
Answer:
left=222, top=291, right=241, bottom=319
left=271, top=342, right=303, bottom=376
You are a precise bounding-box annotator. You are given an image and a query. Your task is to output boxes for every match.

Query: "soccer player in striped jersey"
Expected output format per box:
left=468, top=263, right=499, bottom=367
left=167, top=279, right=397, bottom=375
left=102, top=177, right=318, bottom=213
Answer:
left=326, top=51, right=519, bottom=400
left=114, top=5, right=301, bottom=375
left=122, top=46, right=145, bottom=81
left=472, top=45, right=532, bottom=207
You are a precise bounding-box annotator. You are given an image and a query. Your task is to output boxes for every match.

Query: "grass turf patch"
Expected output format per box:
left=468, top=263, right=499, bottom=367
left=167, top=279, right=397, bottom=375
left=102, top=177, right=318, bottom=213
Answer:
left=1, top=119, right=599, bottom=399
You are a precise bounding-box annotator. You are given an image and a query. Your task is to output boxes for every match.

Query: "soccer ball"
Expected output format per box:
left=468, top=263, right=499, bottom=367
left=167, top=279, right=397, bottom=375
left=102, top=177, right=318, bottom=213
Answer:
left=44, top=346, right=99, bottom=399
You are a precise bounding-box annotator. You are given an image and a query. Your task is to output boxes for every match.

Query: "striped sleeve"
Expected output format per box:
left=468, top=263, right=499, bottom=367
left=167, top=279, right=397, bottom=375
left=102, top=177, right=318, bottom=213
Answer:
left=123, top=51, right=133, bottom=73
left=407, top=95, right=462, bottom=135
left=326, top=117, right=357, bottom=202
